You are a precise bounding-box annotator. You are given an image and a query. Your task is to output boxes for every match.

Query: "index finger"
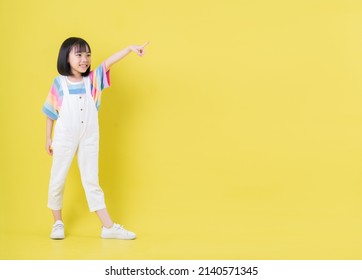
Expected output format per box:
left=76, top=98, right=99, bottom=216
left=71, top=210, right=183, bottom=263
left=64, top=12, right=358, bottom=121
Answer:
left=142, top=41, right=150, bottom=48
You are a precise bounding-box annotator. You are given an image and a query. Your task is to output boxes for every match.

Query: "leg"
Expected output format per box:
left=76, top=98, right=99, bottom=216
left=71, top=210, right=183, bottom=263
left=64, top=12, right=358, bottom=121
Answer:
left=48, top=134, right=77, bottom=211
left=52, top=209, right=63, bottom=223
left=77, top=133, right=107, bottom=213
left=96, top=208, right=114, bottom=228
left=48, top=136, right=76, bottom=239
left=77, top=130, right=135, bottom=239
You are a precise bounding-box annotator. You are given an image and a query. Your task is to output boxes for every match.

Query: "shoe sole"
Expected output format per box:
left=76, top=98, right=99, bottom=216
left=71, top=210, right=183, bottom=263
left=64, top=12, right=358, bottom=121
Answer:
left=101, top=235, right=136, bottom=240
left=50, top=234, right=65, bottom=240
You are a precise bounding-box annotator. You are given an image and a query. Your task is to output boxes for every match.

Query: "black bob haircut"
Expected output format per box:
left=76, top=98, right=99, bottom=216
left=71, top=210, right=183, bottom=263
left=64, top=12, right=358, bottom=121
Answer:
left=57, top=37, right=91, bottom=76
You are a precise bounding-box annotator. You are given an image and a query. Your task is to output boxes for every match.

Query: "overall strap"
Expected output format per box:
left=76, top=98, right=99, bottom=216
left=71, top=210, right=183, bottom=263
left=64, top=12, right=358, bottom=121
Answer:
left=59, top=76, right=69, bottom=95
left=84, top=76, right=91, bottom=96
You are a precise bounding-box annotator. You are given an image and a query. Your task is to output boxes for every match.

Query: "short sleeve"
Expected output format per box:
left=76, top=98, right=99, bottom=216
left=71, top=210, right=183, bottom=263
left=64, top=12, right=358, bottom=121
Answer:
left=89, top=62, right=111, bottom=110
left=42, top=77, right=63, bottom=120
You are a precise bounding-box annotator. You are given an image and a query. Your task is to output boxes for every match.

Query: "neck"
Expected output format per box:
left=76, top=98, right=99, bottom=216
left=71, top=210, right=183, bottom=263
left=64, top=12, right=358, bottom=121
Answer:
left=68, top=74, right=83, bottom=82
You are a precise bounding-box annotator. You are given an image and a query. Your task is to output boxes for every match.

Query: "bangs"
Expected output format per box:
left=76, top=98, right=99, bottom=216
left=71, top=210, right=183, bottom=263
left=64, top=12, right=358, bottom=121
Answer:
left=72, top=40, right=91, bottom=53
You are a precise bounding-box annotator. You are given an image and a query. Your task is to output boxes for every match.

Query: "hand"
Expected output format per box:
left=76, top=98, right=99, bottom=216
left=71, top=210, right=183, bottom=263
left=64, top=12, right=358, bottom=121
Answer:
left=129, top=42, right=150, bottom=57
left=46, top=138, right=53, bottom=156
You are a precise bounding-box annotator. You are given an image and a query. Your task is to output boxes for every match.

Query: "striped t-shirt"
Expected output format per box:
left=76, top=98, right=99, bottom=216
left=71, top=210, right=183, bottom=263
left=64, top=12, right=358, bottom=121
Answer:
left=42, top=62, right=110, bottom=120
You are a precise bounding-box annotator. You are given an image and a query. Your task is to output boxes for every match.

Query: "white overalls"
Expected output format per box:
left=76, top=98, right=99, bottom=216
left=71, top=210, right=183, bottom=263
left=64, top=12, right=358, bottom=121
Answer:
left=48, top=76, right=106, bottom=212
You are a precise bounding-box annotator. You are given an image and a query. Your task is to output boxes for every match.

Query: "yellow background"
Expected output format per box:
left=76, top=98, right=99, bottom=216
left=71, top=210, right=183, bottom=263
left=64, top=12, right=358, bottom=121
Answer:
left=1, top=0, right=362, bottom=259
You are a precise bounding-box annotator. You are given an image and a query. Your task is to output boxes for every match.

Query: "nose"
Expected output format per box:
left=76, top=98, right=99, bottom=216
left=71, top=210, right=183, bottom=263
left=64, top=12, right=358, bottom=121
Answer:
left=81, top=54, right=90, bottom=62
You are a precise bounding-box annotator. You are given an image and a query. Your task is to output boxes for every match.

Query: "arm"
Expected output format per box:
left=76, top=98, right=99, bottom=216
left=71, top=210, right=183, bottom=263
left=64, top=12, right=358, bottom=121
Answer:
left=104, top=42, right=150, bottom=71
left=45, top=117, right=54, bottom=156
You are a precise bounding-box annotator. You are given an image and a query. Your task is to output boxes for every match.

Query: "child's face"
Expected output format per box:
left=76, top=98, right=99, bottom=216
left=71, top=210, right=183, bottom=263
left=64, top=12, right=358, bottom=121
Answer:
left=68, top=46, right=91, bottom=76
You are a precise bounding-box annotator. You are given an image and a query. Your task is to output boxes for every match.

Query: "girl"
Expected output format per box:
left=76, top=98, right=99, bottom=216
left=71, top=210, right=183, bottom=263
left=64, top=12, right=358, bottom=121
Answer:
left=43, top=37, right=149, bottom=240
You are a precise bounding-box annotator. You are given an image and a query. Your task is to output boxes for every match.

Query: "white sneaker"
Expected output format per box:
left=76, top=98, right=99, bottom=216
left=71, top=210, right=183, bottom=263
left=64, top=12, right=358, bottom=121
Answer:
left=50, top=220, right=65, bottom=240
left=101, top=223, right=136, bottom=240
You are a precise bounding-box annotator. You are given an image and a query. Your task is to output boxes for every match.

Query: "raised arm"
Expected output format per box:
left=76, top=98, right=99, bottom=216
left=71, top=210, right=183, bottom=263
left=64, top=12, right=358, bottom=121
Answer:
left=104, top=42, right=150, bottom=71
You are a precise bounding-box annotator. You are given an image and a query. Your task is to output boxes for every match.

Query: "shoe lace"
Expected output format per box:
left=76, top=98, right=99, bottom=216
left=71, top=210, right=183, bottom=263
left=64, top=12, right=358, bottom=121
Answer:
left=53, top=224, right=64, bottom=231
left=114, top=224, right=125, bottom=230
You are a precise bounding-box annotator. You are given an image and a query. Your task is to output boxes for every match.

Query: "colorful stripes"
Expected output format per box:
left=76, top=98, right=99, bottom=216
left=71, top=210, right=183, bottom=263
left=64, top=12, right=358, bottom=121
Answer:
left=42, top=62, right=110, bottom=120
left=89, top=63, right=111, bottom=111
